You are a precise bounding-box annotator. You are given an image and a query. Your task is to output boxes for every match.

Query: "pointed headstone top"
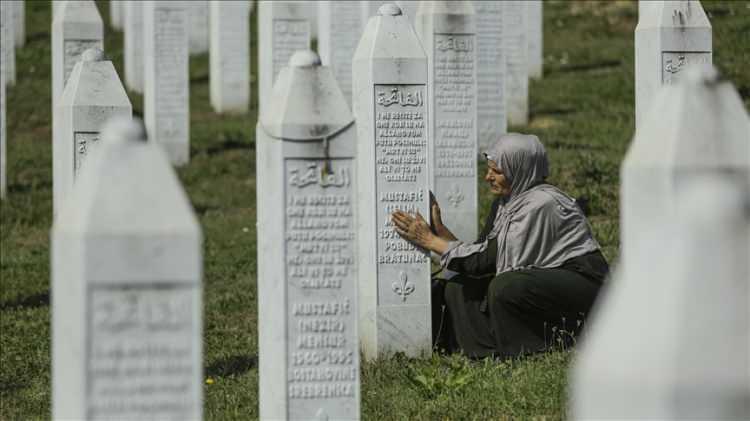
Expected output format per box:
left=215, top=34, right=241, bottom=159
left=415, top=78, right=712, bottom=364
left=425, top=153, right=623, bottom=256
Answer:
left=289, top=50, right=321, bottom=67
left=378, top=3, right=403, bottom=16
left=637, top=0, right=711, bottom=29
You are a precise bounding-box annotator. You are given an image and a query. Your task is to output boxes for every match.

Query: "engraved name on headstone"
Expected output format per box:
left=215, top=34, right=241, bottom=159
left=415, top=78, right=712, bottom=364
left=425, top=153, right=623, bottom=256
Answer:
left=259, top=1, right=311, bottom=116
left=124, top=0, right=144, bottom=93
left=52, top=117, right=203, bottom=421
left=209, top=0, right=251, bottom=113
left=52, top=0, right=104, bottom=112
left=144, top=0, right=190, bottom=166
left=417, top=1, right=478, bottom=241
left=635, top=0, right=711, bottom=131
left=475, top=1, right=507, bottom=154
left=53, top=48, right=132, bottom=213
left=318, top=1, right=365, bottom=105
left=353, top=4, right=431, bottom=359
left=503, top=1, right=528, bottom=126
left=257, top=51, right=360, bottom=421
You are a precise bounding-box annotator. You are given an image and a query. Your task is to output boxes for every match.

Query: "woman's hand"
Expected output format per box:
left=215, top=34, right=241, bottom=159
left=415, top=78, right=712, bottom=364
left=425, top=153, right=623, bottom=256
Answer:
left=430, top=192, right=458, bottom=241
left=391, top=210, right=449, bottom=255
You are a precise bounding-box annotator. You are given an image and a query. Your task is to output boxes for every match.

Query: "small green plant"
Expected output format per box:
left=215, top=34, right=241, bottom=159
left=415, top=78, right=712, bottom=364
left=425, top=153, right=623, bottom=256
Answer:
left=407, top=354, right=474, bottom=399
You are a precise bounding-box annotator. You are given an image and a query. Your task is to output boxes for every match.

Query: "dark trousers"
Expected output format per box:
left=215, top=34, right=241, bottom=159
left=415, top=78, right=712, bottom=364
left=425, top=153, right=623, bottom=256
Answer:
left=432, top=265, right=603, bottom=359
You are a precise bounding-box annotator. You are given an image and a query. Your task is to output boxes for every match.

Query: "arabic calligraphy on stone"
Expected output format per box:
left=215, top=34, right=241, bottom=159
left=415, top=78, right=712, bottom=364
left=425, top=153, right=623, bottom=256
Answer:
left=376, top=87, right=424, bottom=108
left=289, top=163, right=351, bottom=188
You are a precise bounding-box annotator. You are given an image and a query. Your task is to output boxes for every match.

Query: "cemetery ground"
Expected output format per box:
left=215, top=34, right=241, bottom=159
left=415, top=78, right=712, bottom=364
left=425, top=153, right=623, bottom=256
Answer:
left=1, top=1, right=748, bottom=419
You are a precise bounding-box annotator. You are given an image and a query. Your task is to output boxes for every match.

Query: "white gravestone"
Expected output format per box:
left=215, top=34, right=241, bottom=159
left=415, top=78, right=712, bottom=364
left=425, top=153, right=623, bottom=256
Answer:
left=635, top=0, right=711, bottom=131
left=416, top=1, right=478, bottom=242
left=53, top=48, right=132, bottom=214
left=257, top=50, right=361, bottom=421
left=51, top=0, right=103, bottom=113
left=109, top=0, right=123, bottom=31
left=318, top=1, right=365, bottom=106
left=2, top=1, right=16, bottom=86
left=503, top=1, right=528, bottom=126
left=353, top=3, right=431, bottom=359
left=13, top=0, right=25, bottom=48
left=258, top=1, right=311, bottom=116
left=124, top=0, right=144, bottom=93
left=52, top=117, right=204, bottom=421
left=527, top=0, right=542, bottom=79
left=209, top=0, right=251, bottom=114
left=475, top=1, right=507, bottom=154
left=144, top=0, right=190, bottom=166
left=571, top=67, right=750, bottom=419
left=188, top=1, right=209, bottom=55
left=1, top=55, right=5, bottom=199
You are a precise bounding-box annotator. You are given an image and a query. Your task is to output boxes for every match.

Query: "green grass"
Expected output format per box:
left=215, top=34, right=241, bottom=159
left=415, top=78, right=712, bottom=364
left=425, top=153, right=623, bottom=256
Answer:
left=1, top=1, right=748, bottom=419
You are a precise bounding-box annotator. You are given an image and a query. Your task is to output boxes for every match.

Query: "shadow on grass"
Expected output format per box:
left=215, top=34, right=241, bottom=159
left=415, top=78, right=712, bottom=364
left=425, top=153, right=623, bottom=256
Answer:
left=0, top=291, right=49, bottom=311
left=206, top=354, right=257, bottom=378
left=550, top=59, right=622, bottom=74
left=204, top=140, right=249, bottom=156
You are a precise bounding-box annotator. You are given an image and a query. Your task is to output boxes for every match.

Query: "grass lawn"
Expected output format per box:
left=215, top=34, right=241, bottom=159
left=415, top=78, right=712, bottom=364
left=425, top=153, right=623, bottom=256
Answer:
left=1, top=1, right=748, bottom=419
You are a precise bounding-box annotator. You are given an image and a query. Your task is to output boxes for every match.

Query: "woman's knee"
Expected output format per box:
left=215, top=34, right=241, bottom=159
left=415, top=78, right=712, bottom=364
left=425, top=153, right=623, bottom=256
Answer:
left=488, top=272, right=533, bottom=309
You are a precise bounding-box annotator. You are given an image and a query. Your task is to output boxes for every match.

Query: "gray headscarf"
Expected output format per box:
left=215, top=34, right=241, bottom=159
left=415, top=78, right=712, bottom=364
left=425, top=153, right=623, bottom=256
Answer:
left=442, top=133, right=601, bottom=275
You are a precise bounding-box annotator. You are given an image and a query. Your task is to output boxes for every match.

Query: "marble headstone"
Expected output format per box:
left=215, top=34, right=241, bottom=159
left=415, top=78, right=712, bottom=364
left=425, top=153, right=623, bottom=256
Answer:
left=527, top=0, right=543, bottom=79
left=503, top=1, right=528, bottom=126
left=52, top=116, right=204, bottom=421
left=303, top=1, right=318, bottom=40
left=475, top=1, right=507, bottom=154
left=2, top=1, right=16, bottom=86
left=353, top=3, right=431, bottom=359
left=13, top=0, right=25, bottom=48
left=635, top=0, right=711, bottom=131
left=51, top=0, right=104, bottom=113
left=109, top=0, right=123, bottom=31
left=257, top=50, right=361, bottom=421
left=188, top=1, right=209, bottom=55
left=258, top=1, right=311, bottom=116
left=318, top=1, right=365, bottom=106
left=572, top=67, right=750, bottom=419
left=0, top=54, right=5, bottom=199
left=144, top=0, right=190, bottom=166
left=209, top=0, right=251, bottom=113
left=124, top=0, right=144, bottom=93
left=416, top=1, right=478, bottom=242
left=53, top=48, right=132, bottom=214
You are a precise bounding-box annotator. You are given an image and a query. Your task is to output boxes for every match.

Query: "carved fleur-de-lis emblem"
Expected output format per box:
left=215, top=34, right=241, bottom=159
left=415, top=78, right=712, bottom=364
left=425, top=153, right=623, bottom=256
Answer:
left=447, top=185, right=465, bottom=208
left=391, top=271, right=415, bottom=302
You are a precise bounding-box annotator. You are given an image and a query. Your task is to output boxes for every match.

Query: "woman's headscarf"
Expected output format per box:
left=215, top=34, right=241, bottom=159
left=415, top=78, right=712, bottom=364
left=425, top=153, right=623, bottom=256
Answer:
left=484, top=133, right=549, bottom=203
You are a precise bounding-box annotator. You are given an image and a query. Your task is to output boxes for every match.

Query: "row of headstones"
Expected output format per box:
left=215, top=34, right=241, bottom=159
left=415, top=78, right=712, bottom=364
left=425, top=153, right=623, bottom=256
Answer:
left=0, top=0, right=24, bottom=199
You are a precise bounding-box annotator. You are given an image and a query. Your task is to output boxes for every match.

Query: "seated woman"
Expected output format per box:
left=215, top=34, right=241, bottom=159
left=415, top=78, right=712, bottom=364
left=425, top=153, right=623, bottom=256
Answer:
left=391, top=133, right=609, bottom=360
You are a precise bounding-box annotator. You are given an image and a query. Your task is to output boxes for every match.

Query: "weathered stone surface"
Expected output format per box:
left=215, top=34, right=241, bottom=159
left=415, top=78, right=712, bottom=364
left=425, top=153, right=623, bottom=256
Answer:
left=635, top=0, right=711, bottom=131
left=2, top=0, right=16, bottom=86
left=209, top=0, right=251, bottom=113
left=144, top=0, right=190, bottom=166
left=353, top=3, right=432, bottom=360
left=527, top=0, right=543, bottom=79
left=124, top=0, right=144, bottom=93
left=188, top=0, right=209, bottom=55
left=258, top=1, right=311, bottom=116
left=503, top=1, right=528, bottom=126
left=52, top=116, right=204, bottom=421
left=318, top=1, right=365, bottom=106
left=475, top=1, right=507, bottom=154
left=53, top=48, right=132, bottom=214
left=416, top=1, right=478, bottom=241
left=572, top=67, right=750, bottom=419
left=52, top=0, right=104, bottom=112
left=109, top=0, right=123, bottom=31
left=257, top=50, right=361, bottom=421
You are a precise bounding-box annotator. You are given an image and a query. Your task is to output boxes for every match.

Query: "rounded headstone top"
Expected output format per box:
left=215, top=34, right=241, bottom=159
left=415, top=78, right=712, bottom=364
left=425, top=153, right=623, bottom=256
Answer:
left=289, top=50, right=322, bottom=67
left=102, top=116, right=147, bottom=144
left=378, top=3, right=402, bottom=16
left=81, top=47, right=105, bottom=62
left=684, top=65, right=719, bottom=86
